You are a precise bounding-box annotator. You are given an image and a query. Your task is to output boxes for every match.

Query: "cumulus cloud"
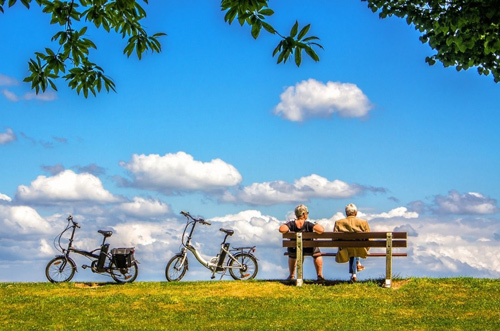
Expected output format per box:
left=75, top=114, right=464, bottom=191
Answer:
left=0, top=204, right=52, bottom=235
left=0, top=74, right=19, bottom=86
left=15, top=170, right=120, bottom=205
left=222, top=174, right=384, bottom=205
left=120, top=152, right=242, bottom=193
left=364, top=207, right=419, bottom=220
left=434, top=190, right=499, bottom=215
left=1, top=89, right=57, bottom=102
left=115, top=197, right=171, bottom=218
left=273, top=79, right=373, bottom=122
left=0, top=128, right=16, bottom=145
left=0, top=193, right=12, bottom=202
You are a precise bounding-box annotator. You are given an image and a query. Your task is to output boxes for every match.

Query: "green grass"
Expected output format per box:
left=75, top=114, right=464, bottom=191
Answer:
left=1, top=278, right=499, bottom=330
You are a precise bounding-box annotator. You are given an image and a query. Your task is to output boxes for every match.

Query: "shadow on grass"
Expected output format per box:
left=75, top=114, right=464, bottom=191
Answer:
left=73, top=282, right=125, bottom=288
left=272, top=278, right=392, bottom=287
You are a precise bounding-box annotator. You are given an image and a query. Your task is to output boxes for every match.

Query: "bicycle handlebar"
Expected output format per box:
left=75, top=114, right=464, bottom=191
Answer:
left=67, top=215, right=80, bottom=228
left=180, top=211, right=211, bottom=226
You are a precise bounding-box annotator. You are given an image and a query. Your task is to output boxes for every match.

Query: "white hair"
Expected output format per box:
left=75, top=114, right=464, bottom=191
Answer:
left=345, top=203, right=357, bottom=216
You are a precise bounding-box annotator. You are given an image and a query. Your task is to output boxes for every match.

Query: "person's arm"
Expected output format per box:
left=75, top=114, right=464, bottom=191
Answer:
left=279, top=223, right=290, bottom=233
left=313, top=223, right=324, bottom=234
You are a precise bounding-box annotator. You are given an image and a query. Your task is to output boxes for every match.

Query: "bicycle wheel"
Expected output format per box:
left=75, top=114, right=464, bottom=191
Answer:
left=165, top=254, right=188, bottom=281
left=110, top=261, right=138, bottom=283
left=228, top=253, right=258, bottom=280
left=45, top=256, right=76, bottom=283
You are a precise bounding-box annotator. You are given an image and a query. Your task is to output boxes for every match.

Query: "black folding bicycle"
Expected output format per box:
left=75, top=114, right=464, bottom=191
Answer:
left=45, top=215, right=139, bottom=283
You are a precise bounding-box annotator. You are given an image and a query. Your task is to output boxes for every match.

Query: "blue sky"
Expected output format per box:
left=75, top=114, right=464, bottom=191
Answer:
left=1, top=1, right=500, bottom=282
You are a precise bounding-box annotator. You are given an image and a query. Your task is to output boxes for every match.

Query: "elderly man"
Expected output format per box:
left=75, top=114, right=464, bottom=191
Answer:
left=334, top=203, right=370, bottom=282
left=279, top=204, right=325, bottom=281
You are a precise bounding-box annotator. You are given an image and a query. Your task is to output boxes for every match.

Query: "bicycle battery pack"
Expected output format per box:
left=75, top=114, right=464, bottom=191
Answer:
left=97, top=243, right=110, bottom=271
left=216, top=243, right=230, bottom=271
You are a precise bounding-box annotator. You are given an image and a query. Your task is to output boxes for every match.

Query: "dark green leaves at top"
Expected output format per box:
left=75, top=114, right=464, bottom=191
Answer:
left=221, top=2, right=322, bottom=66
left=272, top=21, right=323, bottom=66
left=12, top=0, right=165, bottom=97
left=363, top=0, right=500, bottom=82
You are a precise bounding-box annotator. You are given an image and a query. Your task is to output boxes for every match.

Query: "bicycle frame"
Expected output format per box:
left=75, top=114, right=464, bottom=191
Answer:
left=46, top=215, right=139, bottom=283
left=58, top=219, right=112, bottom=273
left=175, top=211, right=257, bottom=279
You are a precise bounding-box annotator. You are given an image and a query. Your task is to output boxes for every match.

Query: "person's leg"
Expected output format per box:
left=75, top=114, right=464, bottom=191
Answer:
left=349, top=257, right=359, bottom=281
left=349, top=257, right=356, bottom=274
left=288, top=257, right=296, bottom=279
left=357, top=259, right=365, bottom=271
left=313, top=256, right=324, bottom=279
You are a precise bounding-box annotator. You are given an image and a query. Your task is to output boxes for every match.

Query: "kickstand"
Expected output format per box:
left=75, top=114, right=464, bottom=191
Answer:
left=219, top=269, right=228, bottom=280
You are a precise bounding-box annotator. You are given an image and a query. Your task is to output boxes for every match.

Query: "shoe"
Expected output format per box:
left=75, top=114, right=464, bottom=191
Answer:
left=357, top=264, right=365, bottom=272
left=350, top=275, right=357, bottom=282
left=317, top=275, right=325, bottom=281
left=286, top=275, right=295, bottom=281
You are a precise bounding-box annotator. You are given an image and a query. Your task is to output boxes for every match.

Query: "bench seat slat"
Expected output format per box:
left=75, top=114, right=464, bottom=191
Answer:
left=284, top=252, right=407, bottom=257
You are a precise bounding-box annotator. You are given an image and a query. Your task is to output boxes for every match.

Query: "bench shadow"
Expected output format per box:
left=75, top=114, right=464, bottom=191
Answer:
left=276, top=278, right=387, bottom=287
left=73, top=282, right=124, bottom=288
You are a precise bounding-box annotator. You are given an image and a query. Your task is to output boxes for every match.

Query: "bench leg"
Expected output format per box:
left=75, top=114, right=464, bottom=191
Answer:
left=296, top=232, right=303, bottom=286
left=385, top=232, right=392, bottom=288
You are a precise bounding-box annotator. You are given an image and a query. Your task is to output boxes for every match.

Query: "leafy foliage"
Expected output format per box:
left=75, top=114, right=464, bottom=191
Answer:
left=1, top=1, right=497, bottom=98
left=221, top=0, right=323, bottom=66
left=0, top=0, right=166, bottom=97
left=364, top=0, right=500, bottom=82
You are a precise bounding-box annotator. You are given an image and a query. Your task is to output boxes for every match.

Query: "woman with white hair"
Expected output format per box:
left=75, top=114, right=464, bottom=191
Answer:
left=279, top=204, right=325, bottom=281
left=334, top=203, right=370, bottom=282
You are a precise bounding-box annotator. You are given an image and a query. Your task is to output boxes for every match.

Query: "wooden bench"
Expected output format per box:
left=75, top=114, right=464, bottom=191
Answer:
left=282, top=232, right=408, bottom=287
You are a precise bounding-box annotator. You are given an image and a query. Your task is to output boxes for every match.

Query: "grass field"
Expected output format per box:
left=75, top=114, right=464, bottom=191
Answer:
left=1, top=278, right=499, bottom=330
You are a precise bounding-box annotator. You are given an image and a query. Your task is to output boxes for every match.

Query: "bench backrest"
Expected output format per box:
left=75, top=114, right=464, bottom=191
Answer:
left=282, top=232, right=407, bottom=248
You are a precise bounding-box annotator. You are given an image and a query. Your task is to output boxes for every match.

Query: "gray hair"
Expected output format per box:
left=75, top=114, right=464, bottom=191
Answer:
left=294, top=204, right=309, bottom=218
left=345, top=203, right=357, bottom=216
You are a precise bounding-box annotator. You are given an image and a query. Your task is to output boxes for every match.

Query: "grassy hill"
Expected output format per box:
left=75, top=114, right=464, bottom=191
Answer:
left=1, top=278, right=499, bottom=330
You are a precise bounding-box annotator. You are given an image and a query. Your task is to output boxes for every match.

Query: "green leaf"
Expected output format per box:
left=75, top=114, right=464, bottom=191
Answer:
left=290, top=20, right=298, bottom=38
left=294, top=48, right=301, bottom=66
left=297, top=24, right=310, bottom=41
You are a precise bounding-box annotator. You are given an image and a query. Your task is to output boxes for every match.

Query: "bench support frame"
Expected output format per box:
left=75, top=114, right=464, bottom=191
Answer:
left=291, top=232, right=400, bottom=287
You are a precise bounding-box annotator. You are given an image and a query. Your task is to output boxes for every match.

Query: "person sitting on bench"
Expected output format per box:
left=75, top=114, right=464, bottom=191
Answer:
left=334, top=203, right=370, bottom=282
left=279, top=204, right=325, bottom=281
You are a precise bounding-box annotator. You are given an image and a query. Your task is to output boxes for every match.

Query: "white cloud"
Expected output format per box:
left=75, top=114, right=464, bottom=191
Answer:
left=273, top=79, right=373, bottom=122
left=434, top=190, right=499, bottom=215
left=0, top=128, right=16, bottom=145
left=0, top=193, right=12, bottom=202
left=15, top=170, right=119, bottom=205
left=120, top=152, right=242, bottom=193
left=115, top=197, right=171, bottom=218
left=2, top=89, right=19, bottom=102
left=0, top=74, right=18, bottom=86
left=0, top=205, right=52, bottom=235
left=364, top=207, right=419, bottom=220
left=1, top=89, right=57, bottom=102
left=222, top=174, right=369, bottom=205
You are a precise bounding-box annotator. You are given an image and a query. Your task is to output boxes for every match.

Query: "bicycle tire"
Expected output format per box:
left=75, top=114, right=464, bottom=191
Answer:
left=110, top=261, right=138, bottom=283
left=228, top=253, right=258, bottom=280
left=45, top=256, right=76, bottom=283
left=165, top=254, right=188, bottom=281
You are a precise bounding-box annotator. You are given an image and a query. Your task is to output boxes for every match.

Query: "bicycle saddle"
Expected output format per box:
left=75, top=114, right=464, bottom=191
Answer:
left=219, top=228, right=234, bottom=236
left=98, top=230, right=113, bottom=237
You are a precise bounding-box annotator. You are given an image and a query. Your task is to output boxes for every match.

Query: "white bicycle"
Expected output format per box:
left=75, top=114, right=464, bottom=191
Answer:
left=165, top=211, right=259, bottom=281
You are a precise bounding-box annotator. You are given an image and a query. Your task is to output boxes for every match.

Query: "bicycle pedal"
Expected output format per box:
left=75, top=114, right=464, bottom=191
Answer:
left=82, top=265, right=89, bottom=269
